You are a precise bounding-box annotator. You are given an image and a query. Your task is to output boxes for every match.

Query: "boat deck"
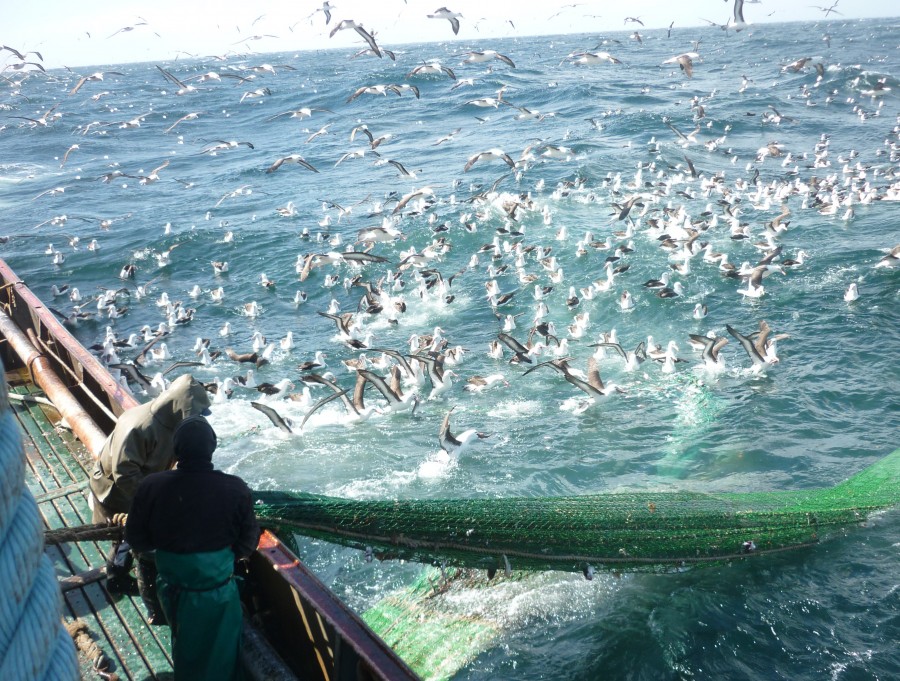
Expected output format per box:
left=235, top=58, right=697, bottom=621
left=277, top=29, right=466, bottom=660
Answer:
left=10, top=368, right=174, bottom=680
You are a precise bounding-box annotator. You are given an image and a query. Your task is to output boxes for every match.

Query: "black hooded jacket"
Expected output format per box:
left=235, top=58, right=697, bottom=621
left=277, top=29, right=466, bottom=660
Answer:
left=126, top=416, right=260, bottom=558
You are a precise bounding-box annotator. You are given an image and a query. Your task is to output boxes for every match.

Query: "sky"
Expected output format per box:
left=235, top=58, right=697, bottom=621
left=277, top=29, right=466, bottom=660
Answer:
left=3, top=0, right=897, bottom=71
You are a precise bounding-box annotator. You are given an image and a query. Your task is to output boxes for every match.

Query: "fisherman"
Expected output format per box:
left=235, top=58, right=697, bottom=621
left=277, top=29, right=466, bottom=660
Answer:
left=125, top=416, right=259, bottom=681
left=89, top=373, right=211, bottom=621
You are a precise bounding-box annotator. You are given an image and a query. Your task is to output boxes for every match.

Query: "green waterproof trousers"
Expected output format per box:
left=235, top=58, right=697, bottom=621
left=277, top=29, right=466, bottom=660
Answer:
left=156, top=548, right=242, bottom=681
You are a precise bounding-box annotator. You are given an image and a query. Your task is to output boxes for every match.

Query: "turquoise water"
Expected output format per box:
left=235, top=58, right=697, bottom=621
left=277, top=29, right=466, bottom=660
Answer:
left=2, top=18, right=898, bottom=680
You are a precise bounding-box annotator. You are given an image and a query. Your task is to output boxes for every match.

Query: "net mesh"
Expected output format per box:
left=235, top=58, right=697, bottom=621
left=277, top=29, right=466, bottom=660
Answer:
left=362, top=567, right=506, bottom=681
left=254, top=448, right=899, bottom=574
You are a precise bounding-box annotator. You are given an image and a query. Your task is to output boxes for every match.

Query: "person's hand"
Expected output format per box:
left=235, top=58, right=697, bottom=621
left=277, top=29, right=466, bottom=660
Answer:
left=110, top=513, right=128, bottom=527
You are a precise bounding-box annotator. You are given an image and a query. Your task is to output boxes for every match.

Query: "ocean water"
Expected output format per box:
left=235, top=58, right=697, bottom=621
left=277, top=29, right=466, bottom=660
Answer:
left=2, top=17, right=899, bottom=680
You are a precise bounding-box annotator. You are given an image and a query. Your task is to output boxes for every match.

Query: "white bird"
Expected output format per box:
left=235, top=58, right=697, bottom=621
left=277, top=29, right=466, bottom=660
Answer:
left=149, top=343, right=171, bottom=362
left=662, top=52, right=700, bottom=78
left=241, top=369, right=257, bottom=389
left=427, top=7, right=462, bottom=35
left=874, top=245, right=900, bottom=269
left=843, top=282, right=859, bottom=302
left=438, top=408, right=490, bottom=455
left=464, top=149, right=516, bottom=172
left=737, top=266, right=767, bottom=299
left=689, top=334, right=729, bottom=374
left=726, top=323, right=780, bottom=372
left=251, top=331, right=267, bottom=352
left=257, top=378, right=294, bottom=400
left=569, top=51, right=622, bottom=65
left=462, top=50, right=516, bottom=68
left=463, top=374, right=508, bottom=393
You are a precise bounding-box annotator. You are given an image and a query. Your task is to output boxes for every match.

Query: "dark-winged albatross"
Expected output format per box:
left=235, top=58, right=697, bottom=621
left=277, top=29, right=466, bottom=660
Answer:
left=299, top=372, right=370, bottom=427
left=464, top=149, right=516, bottom=172
left=329, top=20, right=382, bottom=57
left=251, top=401, right=293, bottom=433
left=688, top=334, right=729, bottom=371
left=428, top=8, right=463, bottom=35
left=407, top=62, right=457, bottom=80
left=496, top=332, right=533, bottom=364
left=438, top=407, right=490, bottom=455
left=265, top=154, right=319, bottom=173
left=726, top=322, right=780, bottom=371
left=357, top=368, right=418, bottom=413
left=523, top=356, right=623, bottom=400
left=462, top=51, right=516, bottom=68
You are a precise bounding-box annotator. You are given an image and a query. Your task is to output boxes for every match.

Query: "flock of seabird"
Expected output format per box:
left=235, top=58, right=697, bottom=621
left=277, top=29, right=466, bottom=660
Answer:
left=2, top=5, right=899, bottom=460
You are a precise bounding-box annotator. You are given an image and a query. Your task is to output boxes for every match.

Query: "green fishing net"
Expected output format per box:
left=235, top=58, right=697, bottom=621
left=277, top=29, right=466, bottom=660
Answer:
left=254, top=449, right=899, bottom=574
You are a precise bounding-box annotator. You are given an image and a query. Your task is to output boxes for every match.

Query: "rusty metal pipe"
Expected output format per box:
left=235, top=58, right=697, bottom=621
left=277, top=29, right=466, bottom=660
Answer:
left=0, top=309, right=109, bottom=457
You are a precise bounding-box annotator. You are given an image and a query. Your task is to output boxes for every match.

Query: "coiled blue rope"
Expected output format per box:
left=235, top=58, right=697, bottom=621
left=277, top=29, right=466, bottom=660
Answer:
left=0, top=367, right=78, bottom=680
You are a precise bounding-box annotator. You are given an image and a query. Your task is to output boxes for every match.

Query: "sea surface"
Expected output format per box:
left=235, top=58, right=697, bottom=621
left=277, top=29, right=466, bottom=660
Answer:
left=2, top=17, right=899, bottom=680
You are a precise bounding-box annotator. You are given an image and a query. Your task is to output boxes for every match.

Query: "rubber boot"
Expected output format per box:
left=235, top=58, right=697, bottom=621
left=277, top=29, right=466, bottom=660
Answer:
left=135, top=554, right=165, bottom=625
left=105, top=540, right=135, bottom=594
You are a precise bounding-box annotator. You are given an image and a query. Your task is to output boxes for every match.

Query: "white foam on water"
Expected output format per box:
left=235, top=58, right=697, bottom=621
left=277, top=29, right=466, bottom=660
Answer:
left=416, top=448, right=458, bottom=479
left=487, top=399, right=543, bottom=419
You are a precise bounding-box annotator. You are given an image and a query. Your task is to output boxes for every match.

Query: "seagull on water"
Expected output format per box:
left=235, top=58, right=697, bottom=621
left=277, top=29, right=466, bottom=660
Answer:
left=358, top=368, right=418, bottom=414
left=439, top=408, right=490, bottom=455
left=524, top=356, right=623, bottom=403
left=464, top=374, right=508, bottom=392
left=726, top=322, right=781, bottom=371
left=874, top=245, right=900, bottom=269
left=618, top=290, right=635, bottom=311
left=689, top=334, right=729, bottom=373
left=738, top=261, right=779, bottom=298
left=591, top=339, right=646, bottom=372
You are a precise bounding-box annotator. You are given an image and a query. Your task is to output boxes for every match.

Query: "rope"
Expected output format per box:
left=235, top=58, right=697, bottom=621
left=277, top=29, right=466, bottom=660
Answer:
left=6, top=393, right=57, bottom=409
left=0, top=367, right=78, bottom=680
left=44, top=523, right=123, bottom=545
left=64, top=619, right=112, bottom=674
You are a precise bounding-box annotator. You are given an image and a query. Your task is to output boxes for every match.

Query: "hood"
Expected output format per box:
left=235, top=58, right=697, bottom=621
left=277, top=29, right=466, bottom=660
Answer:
left=150, top=374, right=211, bottom=429
left=173, top=415, right=217, bottom=465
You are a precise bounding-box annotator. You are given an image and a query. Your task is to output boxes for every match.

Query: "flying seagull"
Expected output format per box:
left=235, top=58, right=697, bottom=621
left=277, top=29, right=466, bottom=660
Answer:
left=265, top=154, right=319, bottom=173
left=732, top=0, right=748, bottom=31
left=428, top=7, right=462, bottom=35
left=329, top=20, right=382, bottom=58
left=464, top=149, right=516, bottom=172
